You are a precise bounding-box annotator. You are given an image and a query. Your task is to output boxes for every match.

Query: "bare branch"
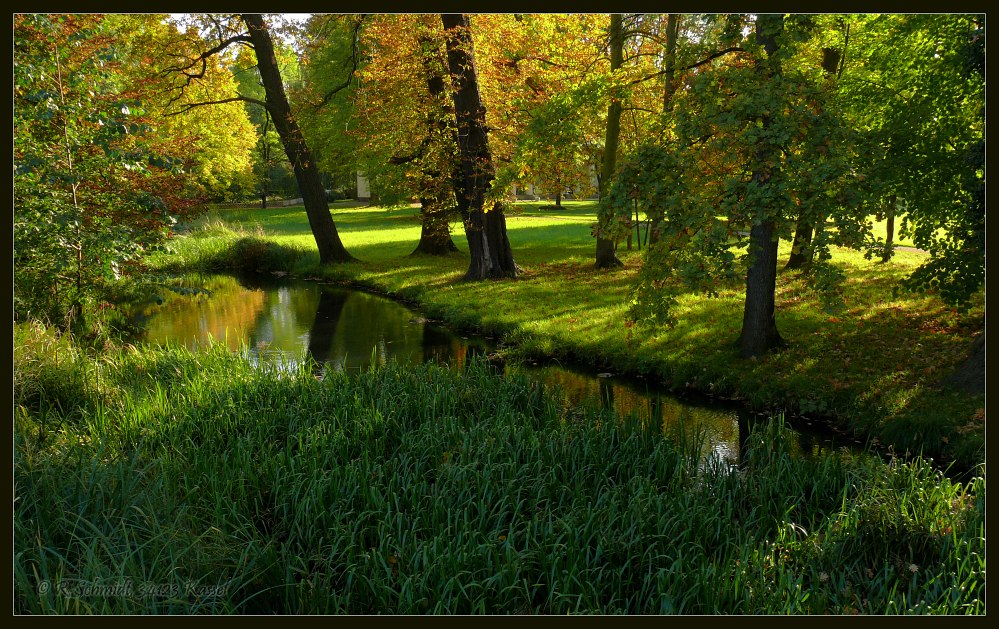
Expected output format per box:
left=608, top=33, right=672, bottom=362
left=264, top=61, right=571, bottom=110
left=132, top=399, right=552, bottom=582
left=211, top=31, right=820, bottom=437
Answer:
left=620, top=106, right=656, bottom=114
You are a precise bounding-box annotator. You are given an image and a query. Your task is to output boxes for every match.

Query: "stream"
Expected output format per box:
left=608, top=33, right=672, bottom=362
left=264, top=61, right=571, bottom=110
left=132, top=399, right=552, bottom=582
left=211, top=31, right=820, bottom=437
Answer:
left=130, top=272, right=872, bottom=469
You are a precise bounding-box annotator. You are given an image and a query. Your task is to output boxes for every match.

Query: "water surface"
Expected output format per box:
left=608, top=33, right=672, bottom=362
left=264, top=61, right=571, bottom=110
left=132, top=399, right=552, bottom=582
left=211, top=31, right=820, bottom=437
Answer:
left=133, top=272, right=866, bottom=467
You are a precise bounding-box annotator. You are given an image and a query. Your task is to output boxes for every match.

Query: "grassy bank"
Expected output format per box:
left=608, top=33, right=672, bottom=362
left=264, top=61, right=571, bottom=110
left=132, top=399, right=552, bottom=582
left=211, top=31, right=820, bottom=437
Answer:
left=147, top=202, right=985, bottom=469
left=14, top=322, right=985, bottom=614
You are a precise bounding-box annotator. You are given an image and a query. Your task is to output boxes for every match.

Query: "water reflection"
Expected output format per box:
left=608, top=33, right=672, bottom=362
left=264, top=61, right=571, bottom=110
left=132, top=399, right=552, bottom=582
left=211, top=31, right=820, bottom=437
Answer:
left=134, top=273, right=863, bottom=467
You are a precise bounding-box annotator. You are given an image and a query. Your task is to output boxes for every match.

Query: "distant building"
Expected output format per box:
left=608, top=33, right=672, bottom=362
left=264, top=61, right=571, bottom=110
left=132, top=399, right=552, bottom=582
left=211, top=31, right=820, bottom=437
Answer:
left=356, top=172, right=371, bottom=201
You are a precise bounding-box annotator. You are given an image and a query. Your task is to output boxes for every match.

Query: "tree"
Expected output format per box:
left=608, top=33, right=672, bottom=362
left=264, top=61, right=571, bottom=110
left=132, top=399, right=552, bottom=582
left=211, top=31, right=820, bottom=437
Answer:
left=470, top=14, right=607, bottom=210
left=735, top=14, right=786, bottom=357
left=512, top=91, right=598, bottom=209
left=594, top=14, right=626, bottom=269
left=241, top=14, right=354, bottom=263
left=848, top=14, right=984, bottom=391
left=13, top=14, right=201, bottom=328
left=229, top=37, right=301, bottom=207
left=612, top=15, right=865, bottom=356
left=440, top=14, right=517, bottom=280
left=295, top=14, right=365, bottom=199
left=250, top=112, right=279, bottom=207
left=406, top=32, right=463, bottom=255
left=845, top=14, right=984, bottom=307
left=108, top=14, right=259, bottom=203
left=472, top=14, right=609, bottom=190
left=661, top=14, right=680, bottom=112
left=591, top=13, right=700, bottom=263
left=163, top=13, right=354, bottom=264
left=298, top=15, right=464, bottom=256
left=784, top=41, right=843, bottom=270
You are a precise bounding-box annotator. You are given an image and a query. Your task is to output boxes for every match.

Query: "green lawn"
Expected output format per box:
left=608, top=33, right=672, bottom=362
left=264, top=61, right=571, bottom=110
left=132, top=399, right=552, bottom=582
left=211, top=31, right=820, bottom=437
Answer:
left=151, top=200, right=984, bottom=469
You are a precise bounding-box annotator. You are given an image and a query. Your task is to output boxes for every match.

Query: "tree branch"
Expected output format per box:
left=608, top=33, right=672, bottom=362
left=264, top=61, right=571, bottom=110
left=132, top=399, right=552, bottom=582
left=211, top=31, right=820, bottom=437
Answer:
left=506, top=54, right=574, bottom=71
left=159, top=34, right=253, bottom=79
left=684, top=46, right=744, bottom=71
left=312, top=15, right=365, bottom=110
left=837, top=22, right=850, bottom=79
left=621, top=106, right=656, bottom=114
left=160, top=31, right=254, bottom=108
left=626, top=46, right=745, bottom=87
left=620, top=28, right=667, bottom=46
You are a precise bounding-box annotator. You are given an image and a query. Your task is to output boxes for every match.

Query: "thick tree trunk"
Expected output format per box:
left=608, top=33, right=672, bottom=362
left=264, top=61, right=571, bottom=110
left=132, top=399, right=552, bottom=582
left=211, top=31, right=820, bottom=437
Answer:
left=242, top=14, right=354, bottom=264
left=412, top=196, right=459, bottom=256
left=739, top=219, right=784, bottom=357
left=441, top=14, right=516, bottom=280
left=405, top=35, right=459, bottom=256
left=738, top=14, right=785, bottom=359
left=555, top=191, right=562, bottom=208
left=595, top=13, right=625, bottom=269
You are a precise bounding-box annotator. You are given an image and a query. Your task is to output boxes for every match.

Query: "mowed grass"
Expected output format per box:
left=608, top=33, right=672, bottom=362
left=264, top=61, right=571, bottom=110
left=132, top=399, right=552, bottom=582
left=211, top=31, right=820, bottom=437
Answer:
left=13, top=322, right=986, bottom=614
left=149, top=200, right=984, bottom=469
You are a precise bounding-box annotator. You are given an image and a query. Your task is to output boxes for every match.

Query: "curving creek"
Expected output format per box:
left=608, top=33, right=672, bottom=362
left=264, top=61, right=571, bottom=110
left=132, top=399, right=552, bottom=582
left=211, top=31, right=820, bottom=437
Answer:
left=130, top=272, right=875, bottom=470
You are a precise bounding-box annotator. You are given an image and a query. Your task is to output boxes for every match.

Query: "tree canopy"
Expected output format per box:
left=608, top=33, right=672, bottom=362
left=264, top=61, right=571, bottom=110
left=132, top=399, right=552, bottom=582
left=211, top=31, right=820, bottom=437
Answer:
left=14, top=12, right=985, bottom=324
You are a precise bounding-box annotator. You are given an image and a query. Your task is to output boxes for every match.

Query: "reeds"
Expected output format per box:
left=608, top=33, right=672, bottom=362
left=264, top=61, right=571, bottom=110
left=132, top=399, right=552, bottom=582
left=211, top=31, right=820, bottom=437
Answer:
left=14, top=324, right=984, bottom=614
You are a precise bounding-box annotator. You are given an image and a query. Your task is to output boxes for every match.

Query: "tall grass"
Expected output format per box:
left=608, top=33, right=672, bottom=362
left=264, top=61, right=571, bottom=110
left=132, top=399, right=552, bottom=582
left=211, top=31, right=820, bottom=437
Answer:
left=156, top=216, right=316, bottom=275
left=14, top=323, right=984, bottom=614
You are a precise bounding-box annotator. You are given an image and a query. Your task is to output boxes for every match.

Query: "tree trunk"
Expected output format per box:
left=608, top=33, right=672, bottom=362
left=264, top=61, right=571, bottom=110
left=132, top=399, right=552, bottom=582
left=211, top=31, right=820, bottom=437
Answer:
left=242, top=14, right=354, bottom=264
left=595, top=13, right=625, bottom=269
left=412, top=196, right=459, bottom=256
left=882, top=193, right=896, bottom=262
left=662, top=13, right=680, bottom=113
left=784, top=215, right=813, bottom=270
left=784, top=47, right=841, bottom=271
left=259, top=111, right=272, bottom=210
left=738, top=14, right=785, bottom=359
left=441, top=13, right=516, bottom=280
left=739, top=219, right=783, bottom=357
left=555, top=191, right=562, bottom=208
left=408, top=35, right=459, bottom=256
